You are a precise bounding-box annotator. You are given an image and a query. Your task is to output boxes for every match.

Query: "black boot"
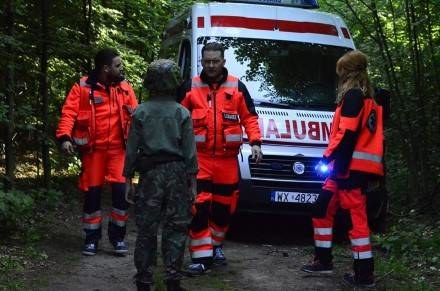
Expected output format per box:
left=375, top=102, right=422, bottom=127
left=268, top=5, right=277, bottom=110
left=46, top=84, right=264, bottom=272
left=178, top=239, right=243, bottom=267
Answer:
left=166, top=280, right=187, bottom=291
left=344, top=258, right=375, bottom=288
left=136, top=281, right=151, bottom=291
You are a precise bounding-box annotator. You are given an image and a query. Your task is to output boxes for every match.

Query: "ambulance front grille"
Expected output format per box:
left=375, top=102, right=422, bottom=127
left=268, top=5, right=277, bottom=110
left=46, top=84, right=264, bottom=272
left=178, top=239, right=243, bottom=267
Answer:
left=249, top=155, right=323, bottom=182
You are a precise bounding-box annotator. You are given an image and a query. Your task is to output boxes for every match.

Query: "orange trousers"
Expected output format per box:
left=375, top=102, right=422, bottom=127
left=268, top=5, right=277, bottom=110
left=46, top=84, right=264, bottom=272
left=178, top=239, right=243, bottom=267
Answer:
left=188, top=155, right=239, bottom=263
left=78, top=148, right=128, bottom=244
left=312, top=178, right=372, bottom=261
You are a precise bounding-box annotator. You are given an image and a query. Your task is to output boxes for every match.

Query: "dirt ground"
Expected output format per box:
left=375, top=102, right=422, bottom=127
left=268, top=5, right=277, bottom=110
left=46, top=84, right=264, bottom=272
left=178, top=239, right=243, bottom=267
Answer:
left=31, top=197, right=385, bottom=291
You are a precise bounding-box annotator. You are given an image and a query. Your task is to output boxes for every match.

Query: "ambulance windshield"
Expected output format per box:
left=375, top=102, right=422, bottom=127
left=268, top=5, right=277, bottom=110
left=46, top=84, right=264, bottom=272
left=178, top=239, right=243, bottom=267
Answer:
left=197, top=37, right=350, bottom=110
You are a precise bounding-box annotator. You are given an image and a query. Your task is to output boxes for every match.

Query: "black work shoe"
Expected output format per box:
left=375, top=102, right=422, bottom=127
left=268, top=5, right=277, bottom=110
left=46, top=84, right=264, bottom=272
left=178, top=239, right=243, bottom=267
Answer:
left=166, top=280, right=187, bottom=291
left=343, top=273, right=375, bottom=288
left=301, top=259, right=333, bottom=274
left=213, top=247, right=227, bottom=266
left=112, top=241, right=128, bottom=255
left=82, top=242, right=98, bottom=256
left=136, top=281, right=151, bottom=291
left=186, top=263, right=210, bottom=276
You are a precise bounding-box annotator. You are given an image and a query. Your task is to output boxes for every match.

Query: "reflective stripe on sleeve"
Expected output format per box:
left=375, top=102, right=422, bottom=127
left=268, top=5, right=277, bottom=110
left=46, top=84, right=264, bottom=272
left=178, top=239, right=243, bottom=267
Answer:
left=352, top=151, right=382, bottom=163
left=191, top=81, right=209, bottom=88
left=225, top=134, right=242, bottom=142
left=220, top=81, right=238, bottom=88
left=73, top=137, right=89, bottom=145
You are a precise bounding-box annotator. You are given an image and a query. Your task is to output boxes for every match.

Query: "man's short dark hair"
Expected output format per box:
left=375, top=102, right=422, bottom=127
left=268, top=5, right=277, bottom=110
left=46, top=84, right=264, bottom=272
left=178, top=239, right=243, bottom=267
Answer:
left=201, top=42, right=224, bottom=58
left=94, top=48, right=119, bottom=70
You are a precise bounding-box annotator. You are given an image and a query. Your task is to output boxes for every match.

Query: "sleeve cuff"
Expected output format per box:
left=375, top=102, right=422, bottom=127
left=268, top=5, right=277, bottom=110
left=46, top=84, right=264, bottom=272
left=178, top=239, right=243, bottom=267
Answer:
left=322, top=155, right=331, bottom=164
left=57, top=135, right=72, bottom=145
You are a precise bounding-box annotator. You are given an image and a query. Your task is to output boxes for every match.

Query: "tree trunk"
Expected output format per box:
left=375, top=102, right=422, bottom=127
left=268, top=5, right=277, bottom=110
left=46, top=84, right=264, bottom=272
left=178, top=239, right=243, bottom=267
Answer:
left=3, top=0, right=16, bottom=191
left=40, top=0, right=51, bottom=189
left=82, top=0, right=93, bottom=72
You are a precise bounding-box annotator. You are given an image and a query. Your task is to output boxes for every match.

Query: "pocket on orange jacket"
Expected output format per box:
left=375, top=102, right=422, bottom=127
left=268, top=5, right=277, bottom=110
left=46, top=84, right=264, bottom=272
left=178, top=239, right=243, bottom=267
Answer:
left=72, top=111, right=91, bottom=146
left=221, top=110, right=242, bottom=150
left=192, top=109, right=208, bottom=150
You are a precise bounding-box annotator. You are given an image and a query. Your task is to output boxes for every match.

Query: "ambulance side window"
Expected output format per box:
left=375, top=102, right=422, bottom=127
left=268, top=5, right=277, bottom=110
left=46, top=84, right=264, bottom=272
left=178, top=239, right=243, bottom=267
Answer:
left=178, top=40, right=191, bottom=81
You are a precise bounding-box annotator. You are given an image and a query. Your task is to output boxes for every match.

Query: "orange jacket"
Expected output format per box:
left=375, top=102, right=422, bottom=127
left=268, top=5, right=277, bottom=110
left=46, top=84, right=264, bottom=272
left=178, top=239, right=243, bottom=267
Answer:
left=180, top=69, right=261, bottom=157
left=324, top=89, right=384, bottom=176
left=56, top=74, right=138, bottom=151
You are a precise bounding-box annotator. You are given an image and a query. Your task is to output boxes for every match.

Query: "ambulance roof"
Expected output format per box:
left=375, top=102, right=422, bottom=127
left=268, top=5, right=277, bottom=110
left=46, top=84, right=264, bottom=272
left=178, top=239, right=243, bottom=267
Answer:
left=166, top=1, right=354, bottom=49
left=218, top=0, right=319, bottom=9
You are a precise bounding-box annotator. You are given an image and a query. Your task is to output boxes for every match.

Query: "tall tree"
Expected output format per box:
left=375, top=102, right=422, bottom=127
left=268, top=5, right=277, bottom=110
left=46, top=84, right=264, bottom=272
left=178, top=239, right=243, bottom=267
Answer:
left=39, top=0, right=50, bottom=188
left=3, top=0, right=16, bottom=191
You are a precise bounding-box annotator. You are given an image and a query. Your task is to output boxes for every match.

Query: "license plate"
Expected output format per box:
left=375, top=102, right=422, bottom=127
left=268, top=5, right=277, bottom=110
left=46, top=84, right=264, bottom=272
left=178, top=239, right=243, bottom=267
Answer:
left=270, top=191, right=319, bottom=204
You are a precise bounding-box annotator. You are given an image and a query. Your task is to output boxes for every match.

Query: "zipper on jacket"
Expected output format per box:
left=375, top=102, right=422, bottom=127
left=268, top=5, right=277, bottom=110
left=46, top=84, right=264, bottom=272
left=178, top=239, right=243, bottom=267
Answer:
left=106, top=86, right=112, bottom=150
left=212, top=90, right=217, bottom=157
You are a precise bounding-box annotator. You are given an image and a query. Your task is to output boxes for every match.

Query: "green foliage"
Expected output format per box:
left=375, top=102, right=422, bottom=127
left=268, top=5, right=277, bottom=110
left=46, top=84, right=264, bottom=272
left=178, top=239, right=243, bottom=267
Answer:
left=319, top=0, right=440, bottom=213
left=0, top=188, right=63, bottom=236
left=0, top=190, right=34, bottom=234
left=373, top=216, right=440, bottom=289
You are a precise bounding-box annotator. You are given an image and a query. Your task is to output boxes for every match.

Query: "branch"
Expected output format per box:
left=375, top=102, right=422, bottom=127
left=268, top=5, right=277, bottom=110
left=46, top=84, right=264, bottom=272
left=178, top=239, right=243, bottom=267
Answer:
left=343, top=0, right=379, bottom=43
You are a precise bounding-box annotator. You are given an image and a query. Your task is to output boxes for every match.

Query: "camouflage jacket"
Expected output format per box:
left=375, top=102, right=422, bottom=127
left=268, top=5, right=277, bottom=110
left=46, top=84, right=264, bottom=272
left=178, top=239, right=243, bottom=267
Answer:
left=123, top=95, right=198, bottom=178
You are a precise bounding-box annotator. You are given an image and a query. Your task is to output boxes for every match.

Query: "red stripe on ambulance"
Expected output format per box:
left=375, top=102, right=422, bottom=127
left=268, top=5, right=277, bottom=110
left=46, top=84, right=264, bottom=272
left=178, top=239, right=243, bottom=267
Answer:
left=210, top=16, right=339, bottom=36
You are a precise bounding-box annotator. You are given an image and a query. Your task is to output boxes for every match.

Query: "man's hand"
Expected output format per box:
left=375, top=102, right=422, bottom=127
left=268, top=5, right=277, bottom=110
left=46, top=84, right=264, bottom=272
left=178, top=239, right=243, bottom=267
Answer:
left=187, top=174, right=197, bottom=200
left=125, top=178, right=135, bottom=205
left=251, top=144, right=263, bottom=164
left=61, top=140, right=75, bottom=155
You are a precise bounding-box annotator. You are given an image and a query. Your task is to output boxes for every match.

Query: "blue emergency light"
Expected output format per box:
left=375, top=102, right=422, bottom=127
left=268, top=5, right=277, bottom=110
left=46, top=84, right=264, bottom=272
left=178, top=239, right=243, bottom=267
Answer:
left=223, top=0, right=319, bottom=9
left=314, top=161, right=329, bottom=176
left=318, top=163, right=329, bottom=174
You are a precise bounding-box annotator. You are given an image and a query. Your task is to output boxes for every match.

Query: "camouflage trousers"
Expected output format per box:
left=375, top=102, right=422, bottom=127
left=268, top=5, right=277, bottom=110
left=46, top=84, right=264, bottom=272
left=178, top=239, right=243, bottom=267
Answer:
left=134, top=161, right=193, bottom=284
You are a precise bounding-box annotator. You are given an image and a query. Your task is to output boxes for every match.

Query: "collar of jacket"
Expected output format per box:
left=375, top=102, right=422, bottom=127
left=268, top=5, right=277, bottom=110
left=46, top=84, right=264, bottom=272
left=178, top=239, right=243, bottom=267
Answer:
left=149, top=94, right=176, bottom=101
left=86, top=69, right=126, bottom=90
left=200, top=67, right=229, bottom=87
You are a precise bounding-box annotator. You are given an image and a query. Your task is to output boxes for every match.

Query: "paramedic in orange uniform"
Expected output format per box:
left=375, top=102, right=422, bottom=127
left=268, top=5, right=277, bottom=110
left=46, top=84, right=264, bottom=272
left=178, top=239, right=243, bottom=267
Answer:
left=301, top=50, right=384, bottom=288
left=179, top=42, right=262, bottom=274
left=56, top=48, right=138, bottom=256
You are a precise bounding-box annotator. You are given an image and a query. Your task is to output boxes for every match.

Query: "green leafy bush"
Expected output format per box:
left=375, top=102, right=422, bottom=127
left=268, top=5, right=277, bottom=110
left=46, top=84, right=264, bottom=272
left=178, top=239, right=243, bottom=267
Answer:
left=0, top=188, right=63, bottom=236
left=0, top=190, right=34, bottom=234
left=373, top=216, right=440, bottom=289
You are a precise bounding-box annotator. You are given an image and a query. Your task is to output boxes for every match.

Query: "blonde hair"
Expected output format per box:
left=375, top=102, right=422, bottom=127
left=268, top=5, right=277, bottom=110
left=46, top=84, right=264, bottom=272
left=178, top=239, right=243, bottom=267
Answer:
left=336, top=50, right=374, bottom=104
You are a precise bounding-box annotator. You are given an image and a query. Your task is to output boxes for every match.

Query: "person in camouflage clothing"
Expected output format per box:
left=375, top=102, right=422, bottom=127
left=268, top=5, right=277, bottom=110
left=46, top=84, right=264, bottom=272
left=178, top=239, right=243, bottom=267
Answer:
left=123, top=59, right=198, bottom=291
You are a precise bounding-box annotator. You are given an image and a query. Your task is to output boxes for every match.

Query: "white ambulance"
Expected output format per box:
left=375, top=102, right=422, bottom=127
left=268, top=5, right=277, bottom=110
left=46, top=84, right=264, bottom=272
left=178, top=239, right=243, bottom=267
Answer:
left=162, top=0, right=386, bottom=223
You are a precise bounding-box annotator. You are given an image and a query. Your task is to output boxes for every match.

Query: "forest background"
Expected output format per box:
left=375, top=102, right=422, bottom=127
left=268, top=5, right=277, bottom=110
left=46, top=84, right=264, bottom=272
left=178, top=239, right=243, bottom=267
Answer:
left=0, top=0, right=439, bottom=289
